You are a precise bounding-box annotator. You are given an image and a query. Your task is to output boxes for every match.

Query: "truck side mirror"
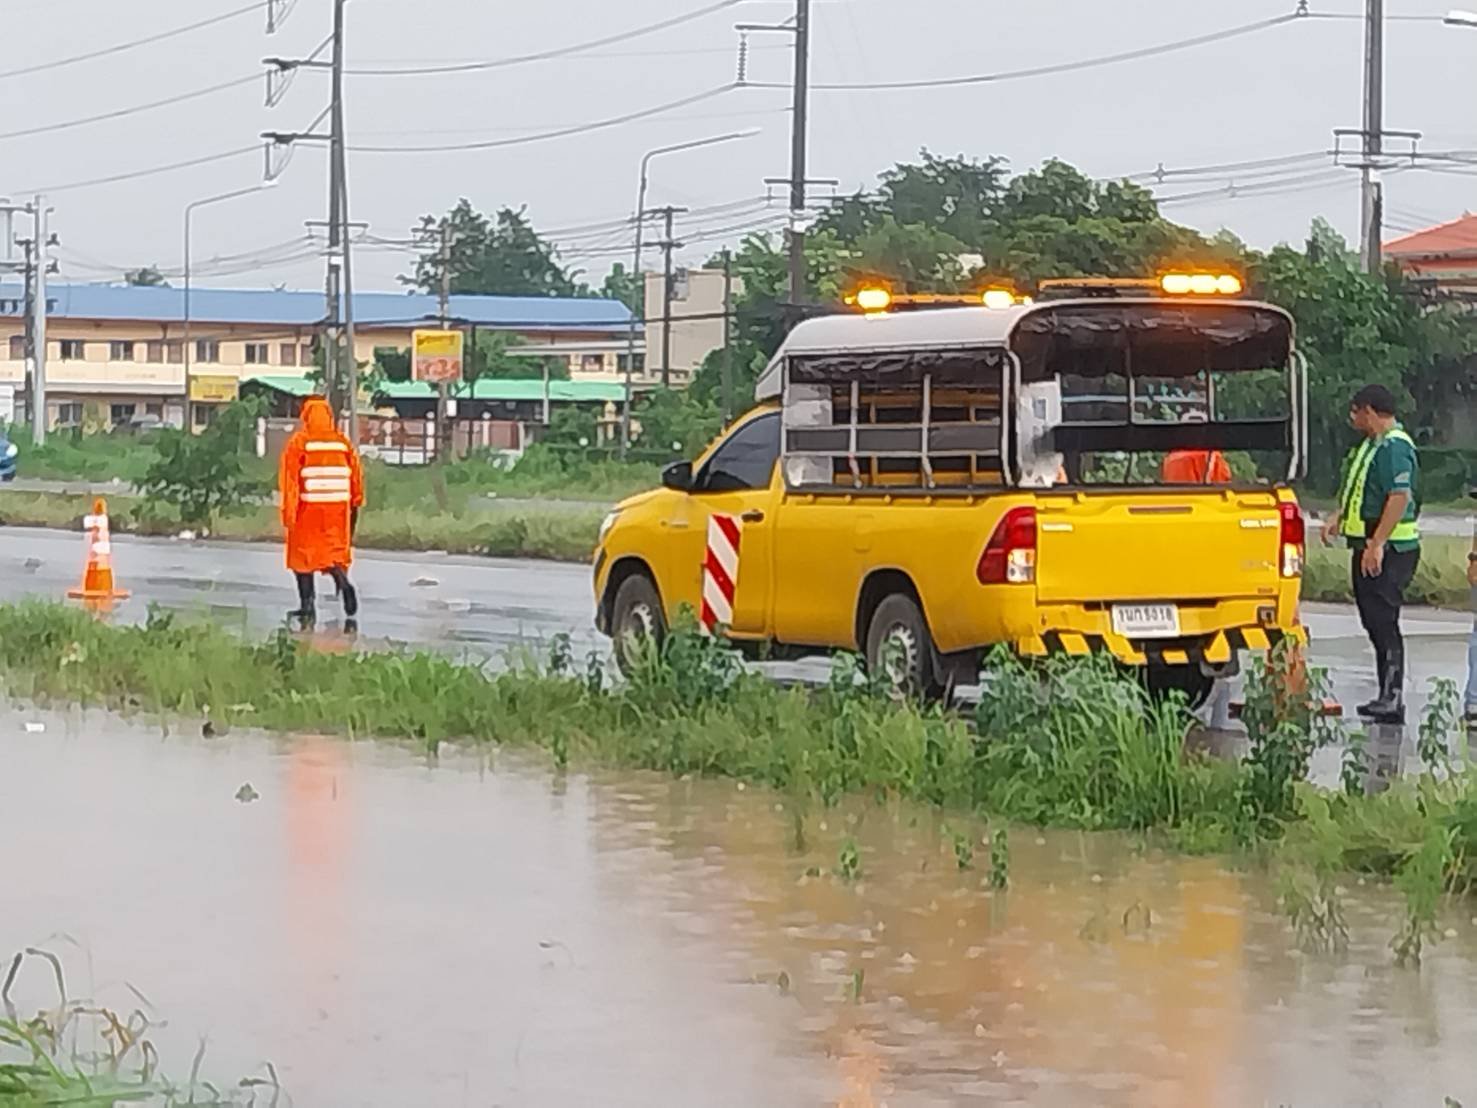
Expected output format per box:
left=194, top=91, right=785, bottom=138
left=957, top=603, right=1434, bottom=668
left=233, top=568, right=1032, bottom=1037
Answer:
left=661, top=460, right=694, bottom=492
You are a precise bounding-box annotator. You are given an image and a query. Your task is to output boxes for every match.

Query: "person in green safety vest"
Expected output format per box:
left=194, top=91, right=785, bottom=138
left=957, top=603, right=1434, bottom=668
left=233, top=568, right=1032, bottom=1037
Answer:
left=1319, top=383, right=1421, bottom=723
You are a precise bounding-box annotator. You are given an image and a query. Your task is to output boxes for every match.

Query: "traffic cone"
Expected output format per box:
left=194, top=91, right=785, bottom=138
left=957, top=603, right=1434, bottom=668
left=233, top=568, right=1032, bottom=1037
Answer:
left=67, top=498, right=130, bottom=604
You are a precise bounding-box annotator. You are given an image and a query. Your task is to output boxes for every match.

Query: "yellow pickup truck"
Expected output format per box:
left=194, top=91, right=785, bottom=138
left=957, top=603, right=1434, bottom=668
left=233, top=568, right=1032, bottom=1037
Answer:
left=594, top=278, right=1308, bottom=703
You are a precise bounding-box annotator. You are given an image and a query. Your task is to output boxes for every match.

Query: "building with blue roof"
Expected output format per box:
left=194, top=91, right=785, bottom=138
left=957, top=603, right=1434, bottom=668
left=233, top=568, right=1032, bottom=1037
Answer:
left=0, top=281, right=646, bottom=432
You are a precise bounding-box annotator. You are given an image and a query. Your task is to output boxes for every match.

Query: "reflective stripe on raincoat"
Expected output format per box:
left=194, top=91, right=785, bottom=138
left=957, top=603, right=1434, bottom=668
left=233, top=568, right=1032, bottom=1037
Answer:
left=279, top=396, right=364, bottom=574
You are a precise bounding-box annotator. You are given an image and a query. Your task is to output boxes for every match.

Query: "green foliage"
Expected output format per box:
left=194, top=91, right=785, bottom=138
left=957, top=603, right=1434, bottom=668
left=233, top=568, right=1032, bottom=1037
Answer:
left=136, top=399, right=267, bottom=529
left=630, top=388, right=723, bottom=458
left=0, top=423, right=162, bottom=483
left=1236, top=643, right=1342, bottom=835
left=972, top=650, right=1230, bottom=834
left=836, top=836, right=861, bottom=881
left=407, top=199, right=586, bottom=297
left=599, top=261, right=641, bottom=313
left=123, top=264, right=169, bottom=287
left=988, top=827, right=1009, bottom=890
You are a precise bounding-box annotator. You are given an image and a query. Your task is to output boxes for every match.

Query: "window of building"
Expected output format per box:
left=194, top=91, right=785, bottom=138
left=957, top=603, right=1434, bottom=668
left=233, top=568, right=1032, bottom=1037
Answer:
left=245, top=342, right=269, bottom=365
left=581, top=354, right=606, bottom=374
left=145, top=403, right=163, bottom=419
left=110, top=340, right=137, bottom=362
left=301, top=343, right=314, bottom=367
left=56, top=402, right=83, bottom=426
left=110, top=403, right=137, bottom=427
left=696, top=411, right=780, bottom=492
left=279, top=342, right=298, bottom=367
left=59, top=339, right=86, bottom=361
left=193, top=405, right=215, bottom=429
left=616, top=353, right=645, bottom=374
left=195, top=340, right=220, bottom=364
left=8, top=335, right=24, bottom=361
left=166, top=340, right=184, bottom=364
left=146, top=341, right=165, bottom=363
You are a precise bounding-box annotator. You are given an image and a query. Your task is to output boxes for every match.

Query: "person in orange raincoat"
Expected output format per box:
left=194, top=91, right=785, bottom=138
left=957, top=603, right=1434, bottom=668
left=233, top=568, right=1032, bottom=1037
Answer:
left=278, top=395, right=365, bottom=628
left=1161, top=411, right=1232, bottom=485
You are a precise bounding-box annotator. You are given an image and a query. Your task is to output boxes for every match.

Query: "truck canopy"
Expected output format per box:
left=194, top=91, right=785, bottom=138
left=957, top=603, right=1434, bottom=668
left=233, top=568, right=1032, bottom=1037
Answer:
left=756, top=298, right=1303, bottom=492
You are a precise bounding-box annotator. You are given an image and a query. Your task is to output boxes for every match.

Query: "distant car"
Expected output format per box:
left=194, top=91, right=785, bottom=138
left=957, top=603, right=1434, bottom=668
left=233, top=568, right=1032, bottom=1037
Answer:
left=0, top=431, right=16, bottom=481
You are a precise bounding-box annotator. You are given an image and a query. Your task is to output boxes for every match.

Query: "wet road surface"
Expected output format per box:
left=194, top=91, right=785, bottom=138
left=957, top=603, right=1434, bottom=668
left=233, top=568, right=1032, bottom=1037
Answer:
left=2, top=524, right=1469, bottom=727
left=5, top=704, right=1477, bottom=1106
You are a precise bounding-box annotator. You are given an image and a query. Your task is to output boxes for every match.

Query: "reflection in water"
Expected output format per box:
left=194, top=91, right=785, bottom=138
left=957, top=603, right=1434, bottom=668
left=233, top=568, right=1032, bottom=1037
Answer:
left=6, top=706, right=1477, bottom=1106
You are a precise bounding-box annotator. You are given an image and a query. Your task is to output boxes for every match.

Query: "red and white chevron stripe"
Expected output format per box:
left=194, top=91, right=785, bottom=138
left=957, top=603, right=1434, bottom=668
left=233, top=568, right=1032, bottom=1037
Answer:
left=700, top=513, right=742, bottom=632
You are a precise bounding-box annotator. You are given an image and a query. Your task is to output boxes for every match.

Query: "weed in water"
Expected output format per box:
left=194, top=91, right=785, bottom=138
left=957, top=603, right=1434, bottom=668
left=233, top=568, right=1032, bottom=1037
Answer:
left=950, top=828, right=974, bottom=871
left=1392, top=824, right=1455, bottom=967
left=988, top=828, right=1009, bottom=891
left=836, top=837, right=861, bottom=882
left=1418, top=676, right=1461, bottom=775
left=1341, top=730, right=1370, bottom=797
left=848, top=968, right=864, bottom=1003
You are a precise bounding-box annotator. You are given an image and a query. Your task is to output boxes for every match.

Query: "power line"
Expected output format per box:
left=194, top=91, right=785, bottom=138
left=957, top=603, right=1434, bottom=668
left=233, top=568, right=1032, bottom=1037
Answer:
left=0, top=73, right=259, bottom=141
left=345, top=0, right=745, bottom=76
left=745, top=11, right=1304, bottom=91
left=1126, top=150, right=1332, bottom=182
left=349, top=83, right=742, bottom=153
left=9, top=145, right=261, bottom=196
left=0, top=1, right=266, bottom=81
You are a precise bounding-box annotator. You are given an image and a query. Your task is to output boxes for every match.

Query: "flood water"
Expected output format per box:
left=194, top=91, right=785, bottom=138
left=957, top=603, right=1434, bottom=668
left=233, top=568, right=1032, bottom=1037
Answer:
left=5, top=702, right=1477, bottom=1107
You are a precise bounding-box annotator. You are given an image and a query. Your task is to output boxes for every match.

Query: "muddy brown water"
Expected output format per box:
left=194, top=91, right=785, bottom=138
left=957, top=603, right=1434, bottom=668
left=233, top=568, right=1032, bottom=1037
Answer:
left=5, top=702, right=1477, bottom=1106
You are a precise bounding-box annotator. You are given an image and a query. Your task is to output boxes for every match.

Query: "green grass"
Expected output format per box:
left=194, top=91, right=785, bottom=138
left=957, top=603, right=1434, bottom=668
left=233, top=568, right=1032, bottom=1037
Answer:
left=2, top=425, right=163, bottom=484
left=1304, top=534, right=1471, bottom=608
left=0, top=489, right=601, bottom=562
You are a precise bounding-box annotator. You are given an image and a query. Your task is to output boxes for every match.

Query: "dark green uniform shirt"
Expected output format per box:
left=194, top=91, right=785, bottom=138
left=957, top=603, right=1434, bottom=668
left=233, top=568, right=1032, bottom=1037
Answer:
left=1346, top=425, right=1420, bottom=553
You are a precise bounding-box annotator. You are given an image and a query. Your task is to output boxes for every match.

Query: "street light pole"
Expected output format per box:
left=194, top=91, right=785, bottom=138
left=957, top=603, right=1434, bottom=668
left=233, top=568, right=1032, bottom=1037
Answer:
left=619, top=128, right=759, bottom=457
left=184, top=181, right=275, bottom=431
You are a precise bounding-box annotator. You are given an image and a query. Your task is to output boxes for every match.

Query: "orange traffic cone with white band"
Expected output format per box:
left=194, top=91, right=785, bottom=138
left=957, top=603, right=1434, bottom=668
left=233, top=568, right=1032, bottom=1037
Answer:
left=67, top=498, right=130, bottom=603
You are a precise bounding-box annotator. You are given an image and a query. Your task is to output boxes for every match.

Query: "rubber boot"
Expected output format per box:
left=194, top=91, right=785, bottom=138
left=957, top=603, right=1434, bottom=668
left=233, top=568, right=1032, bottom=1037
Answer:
left=328, top=566, right=359, bottom=618
left=1357, top=643, right=1388, bottom=718
left=286, top=573, right=316, bottom=629
left=1361, top=647, right=1405, bottom=724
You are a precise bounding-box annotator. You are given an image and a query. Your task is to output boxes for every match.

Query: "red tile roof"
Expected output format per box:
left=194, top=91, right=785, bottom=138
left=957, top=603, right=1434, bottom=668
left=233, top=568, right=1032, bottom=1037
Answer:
left=1385, top=213, right=1477, bottom=258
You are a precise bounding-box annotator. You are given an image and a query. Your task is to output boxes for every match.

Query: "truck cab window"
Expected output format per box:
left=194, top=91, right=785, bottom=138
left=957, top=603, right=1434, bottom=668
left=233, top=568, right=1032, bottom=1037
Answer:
left=698, top=412, right=780, bottom=492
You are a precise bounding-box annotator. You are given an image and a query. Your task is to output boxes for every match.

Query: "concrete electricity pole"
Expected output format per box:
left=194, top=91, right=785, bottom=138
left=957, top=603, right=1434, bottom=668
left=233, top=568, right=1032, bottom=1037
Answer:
left=787, top=0, right=811, bottom=308
left=1360, top=0, right=1384, bottom=273
left=437, top=221, right=453, bottom=463
left=263, top=0, right=357, bottom=439
left=651, top=205, right=687, bottom=388
left=16, top=199, right=55, bottom=445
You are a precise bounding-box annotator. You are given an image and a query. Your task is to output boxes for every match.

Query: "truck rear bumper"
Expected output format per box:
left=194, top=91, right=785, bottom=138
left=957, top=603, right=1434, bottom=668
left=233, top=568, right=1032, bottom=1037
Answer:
left=1016, top=622, right=1306, bottom=667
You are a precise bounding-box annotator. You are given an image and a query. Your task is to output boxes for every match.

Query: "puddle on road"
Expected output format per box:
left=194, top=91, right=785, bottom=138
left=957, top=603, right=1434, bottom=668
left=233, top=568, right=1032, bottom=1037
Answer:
left=4, top=706, right=1477, bottom=1106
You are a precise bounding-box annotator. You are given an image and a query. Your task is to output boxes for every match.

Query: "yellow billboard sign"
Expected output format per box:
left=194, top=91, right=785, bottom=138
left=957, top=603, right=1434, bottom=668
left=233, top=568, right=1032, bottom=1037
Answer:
left=413, top=329, right=464, bottom=384
left=189, top=374, right=239, bottom=403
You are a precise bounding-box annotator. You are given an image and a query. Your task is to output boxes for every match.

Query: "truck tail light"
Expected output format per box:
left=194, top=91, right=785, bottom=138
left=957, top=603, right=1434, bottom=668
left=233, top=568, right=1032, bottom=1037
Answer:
left=978, top=506, right=1037, bottom=585
left=1279, top=501, right=1304, bottom=578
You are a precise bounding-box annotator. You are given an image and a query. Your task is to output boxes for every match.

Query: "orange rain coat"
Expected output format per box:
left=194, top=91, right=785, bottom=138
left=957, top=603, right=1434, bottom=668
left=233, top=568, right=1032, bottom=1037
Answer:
left=1161, top=449, right=1232, bottom=485
left=278, top=396, right=364, bottom=574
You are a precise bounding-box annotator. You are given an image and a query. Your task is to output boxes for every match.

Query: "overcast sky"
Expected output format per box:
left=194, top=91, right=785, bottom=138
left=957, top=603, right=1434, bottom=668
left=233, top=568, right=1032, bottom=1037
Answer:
left=5, top=0, right=1475, bottom=295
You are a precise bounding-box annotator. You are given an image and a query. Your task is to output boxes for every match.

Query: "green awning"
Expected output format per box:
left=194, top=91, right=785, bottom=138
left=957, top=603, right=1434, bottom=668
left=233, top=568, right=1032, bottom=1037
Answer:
left=241, top=374, right=320, bottom=398
left=374, top=378, right=626, bottom=403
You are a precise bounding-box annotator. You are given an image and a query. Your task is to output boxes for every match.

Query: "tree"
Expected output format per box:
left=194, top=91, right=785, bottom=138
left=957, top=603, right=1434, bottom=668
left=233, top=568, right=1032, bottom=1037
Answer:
left=124, top=266, right=169, bottom=287
left=138, top=399, right=266, bottom=530
left=406, top=200, right=585, bottom=297
left=598, top=262, right=642, bottom=313
left=464, top=330, right=568, bottom=384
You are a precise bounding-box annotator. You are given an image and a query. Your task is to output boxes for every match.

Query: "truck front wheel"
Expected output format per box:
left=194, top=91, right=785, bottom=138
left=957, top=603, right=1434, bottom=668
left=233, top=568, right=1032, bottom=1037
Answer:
left=864, top=594, right=943, bottom=700
left=610, top=573, right=666, bottom=676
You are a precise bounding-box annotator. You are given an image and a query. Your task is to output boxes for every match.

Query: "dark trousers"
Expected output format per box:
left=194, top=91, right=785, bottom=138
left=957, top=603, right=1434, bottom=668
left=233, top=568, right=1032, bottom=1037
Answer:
left=1351, top=545, right=1419, bottom=689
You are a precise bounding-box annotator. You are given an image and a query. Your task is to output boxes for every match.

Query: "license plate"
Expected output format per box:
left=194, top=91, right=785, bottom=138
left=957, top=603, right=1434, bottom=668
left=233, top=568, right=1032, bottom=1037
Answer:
left=1111, top=603, right=1181, bottom=639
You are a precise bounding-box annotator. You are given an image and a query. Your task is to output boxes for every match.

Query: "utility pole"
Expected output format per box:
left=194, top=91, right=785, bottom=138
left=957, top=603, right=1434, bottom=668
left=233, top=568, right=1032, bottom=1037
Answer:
left=263, top=0, right=355, bottom=434
left=651, top=205, right=686, bottom=389
left=437, top=221, right=452, bottom=464
left=23, top=198, right=52, bottom=446
left=1360, top=0, right=1384, bottom=273
left=721, top=247, right=734, bottom=425
left=787, top=0, right=811, bottom=309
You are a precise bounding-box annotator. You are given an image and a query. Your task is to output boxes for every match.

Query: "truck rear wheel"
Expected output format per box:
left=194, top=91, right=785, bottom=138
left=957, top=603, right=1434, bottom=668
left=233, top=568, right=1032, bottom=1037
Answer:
left=610, top=573, right=665, bottom=677
left=864, top=593, right=942, bottom=700
left=1144, top=663, right=1215, bottom=710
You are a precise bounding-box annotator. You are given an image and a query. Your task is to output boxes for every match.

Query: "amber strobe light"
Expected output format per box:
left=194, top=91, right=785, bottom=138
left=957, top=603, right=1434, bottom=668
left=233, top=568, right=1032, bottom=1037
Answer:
left=1160, top=272, right=1243, bottom=296
left=851, top=286, right=893, bottom=312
